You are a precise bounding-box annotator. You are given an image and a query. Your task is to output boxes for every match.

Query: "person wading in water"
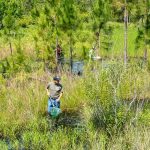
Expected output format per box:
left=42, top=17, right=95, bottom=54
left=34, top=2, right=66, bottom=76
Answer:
left=46, top=76, right=63, bottom=114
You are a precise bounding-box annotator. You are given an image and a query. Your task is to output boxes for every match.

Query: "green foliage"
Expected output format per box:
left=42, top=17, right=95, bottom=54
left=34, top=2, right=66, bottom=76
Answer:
left=0, top=141, right=7, bottom=150
left=135, top=0, right=150, bottom=51
left=83, top=62, right=150, bottom=136
left=0, top=63, right=150, bottom=149
left=0, top=0, right=150, bottom=149
left=91, top=0, right=111, bottom=30
left=138, top=103, right=150, bottom=126
left=0, top=0, right=150, bottom=73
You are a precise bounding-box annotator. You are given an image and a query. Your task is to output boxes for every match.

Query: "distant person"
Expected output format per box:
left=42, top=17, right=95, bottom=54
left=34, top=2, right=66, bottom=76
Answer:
left=56, top=44, right=62, bottom=59
left=89, top=46, right=96, bottom=60
left=46, top=76, right=63, bottom=114
left=89, top=47, right=93, bottom=60
left=56, top=44, right=64, bottom=64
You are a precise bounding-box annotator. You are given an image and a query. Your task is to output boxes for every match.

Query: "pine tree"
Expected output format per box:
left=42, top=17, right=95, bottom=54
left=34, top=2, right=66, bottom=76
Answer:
left=135, top=0, right=150, bottom=61
left=90, top=0, right=111, bottom=57
left=1, top=0, right=24, bottom=55
left=58, top=0, right=79, bottom=72
left=124, top=0, right=128, bottom=65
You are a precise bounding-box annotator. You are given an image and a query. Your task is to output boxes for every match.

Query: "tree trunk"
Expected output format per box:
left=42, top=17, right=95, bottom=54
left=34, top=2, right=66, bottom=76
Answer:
left=55, top=36, right=58, bottom=73
left=144, top=0, right=149, bottom=62
left=124, top=2, right=128, bottom=65
left=144, top=47, right=147, bottom=62
left=8, top=30, right=13, bottom=55
left=70, top=36, right=73, bottom=73
left=98, top=29, right=100, bottom=57
left=9, top=41, right=13, bottom=55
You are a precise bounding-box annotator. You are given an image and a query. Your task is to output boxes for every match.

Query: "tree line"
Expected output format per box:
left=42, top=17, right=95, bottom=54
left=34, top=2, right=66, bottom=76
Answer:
left=0, top=0, right=150, bottom=75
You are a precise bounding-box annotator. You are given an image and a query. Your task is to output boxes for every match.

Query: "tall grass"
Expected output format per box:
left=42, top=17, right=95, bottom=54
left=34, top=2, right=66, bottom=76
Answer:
left=0, top=61, right=150, bottom=149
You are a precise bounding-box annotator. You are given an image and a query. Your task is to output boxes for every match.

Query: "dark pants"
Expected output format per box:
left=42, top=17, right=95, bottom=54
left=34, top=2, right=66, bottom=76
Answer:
left=57, top=101, right=60, bottom=108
